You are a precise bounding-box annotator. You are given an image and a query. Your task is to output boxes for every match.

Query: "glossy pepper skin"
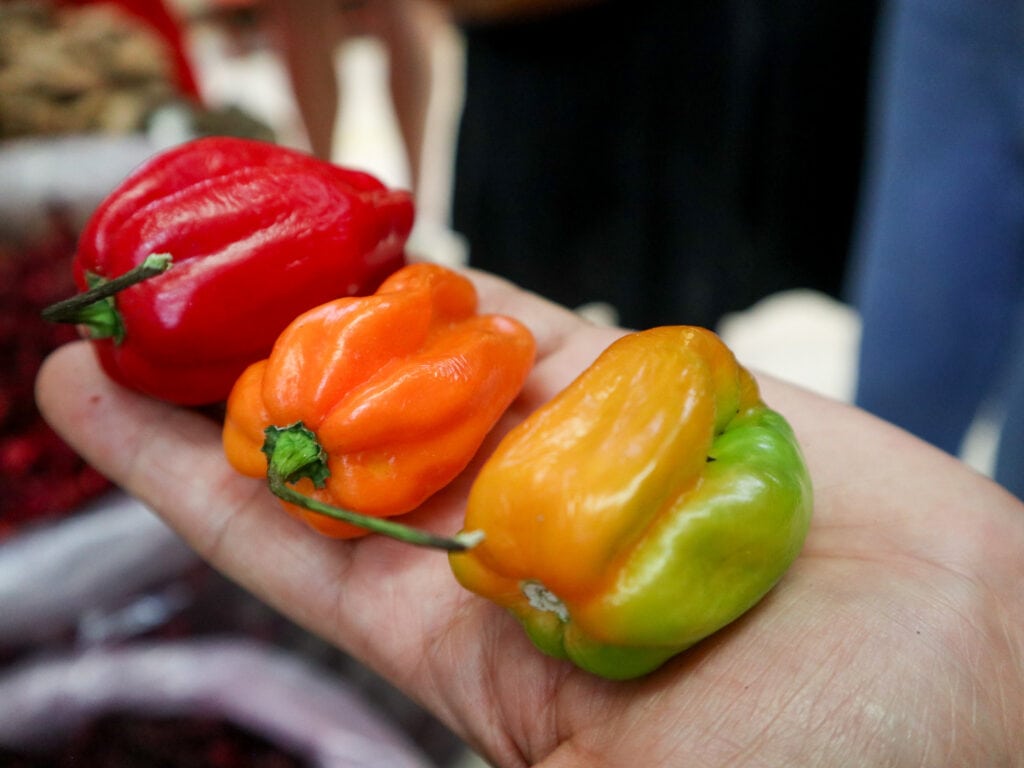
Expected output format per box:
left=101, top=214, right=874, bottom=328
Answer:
left=450, top=326, right=813, bottom=680
left=70, top=136, right=412, bottom=405
left=222, top=262, right=536, bottom=539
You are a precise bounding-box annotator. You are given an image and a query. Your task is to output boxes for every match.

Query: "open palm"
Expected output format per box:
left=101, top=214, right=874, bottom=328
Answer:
left=37, top=270, right=1024, bottom=767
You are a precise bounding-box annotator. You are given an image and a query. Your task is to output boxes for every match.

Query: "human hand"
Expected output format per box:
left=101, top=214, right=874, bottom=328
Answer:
left=36, top=270, right=1024, bottom=767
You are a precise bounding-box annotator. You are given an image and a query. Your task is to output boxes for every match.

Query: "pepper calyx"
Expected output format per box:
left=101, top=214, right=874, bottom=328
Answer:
left=78, top=272, right=126, bottom=343
left=261, top=423, right=483, bottom=552
left=41, top=253, right=173, bottom=344
left=262, top=422, right=330, bottom=488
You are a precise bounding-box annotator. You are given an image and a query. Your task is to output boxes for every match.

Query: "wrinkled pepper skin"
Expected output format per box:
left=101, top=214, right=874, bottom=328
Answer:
left=222, top=263, right=536, bottom=539
left=73, top=136, right=413, bottom=405
left=450, top=326, right=813, bottom=680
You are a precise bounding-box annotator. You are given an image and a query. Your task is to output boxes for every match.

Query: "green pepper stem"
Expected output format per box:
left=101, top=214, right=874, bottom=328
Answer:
left=41, top=253, right=173, bottom=332
left=263, top=423, right=483, bottom=552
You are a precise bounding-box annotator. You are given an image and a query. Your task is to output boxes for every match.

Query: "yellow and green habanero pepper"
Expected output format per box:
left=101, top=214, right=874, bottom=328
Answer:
left=449, top=326, right=813, bottom=680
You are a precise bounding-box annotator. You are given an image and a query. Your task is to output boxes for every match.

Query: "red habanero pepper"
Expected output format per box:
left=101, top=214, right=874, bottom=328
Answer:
left=43, top=136, right=412, bottom=405
left=222, top=263, right=535, bottom=550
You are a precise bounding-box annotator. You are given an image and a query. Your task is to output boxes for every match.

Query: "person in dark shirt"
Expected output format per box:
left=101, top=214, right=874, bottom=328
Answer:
left=450, top=0, right=878, bottom=330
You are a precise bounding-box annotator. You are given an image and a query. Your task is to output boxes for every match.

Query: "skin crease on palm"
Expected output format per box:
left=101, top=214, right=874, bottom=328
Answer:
left=35, top=268, right=1024, bottom=768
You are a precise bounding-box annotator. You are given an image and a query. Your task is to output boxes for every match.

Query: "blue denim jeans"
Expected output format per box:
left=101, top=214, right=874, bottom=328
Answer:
left=850, top=0, right=1024, bottom=497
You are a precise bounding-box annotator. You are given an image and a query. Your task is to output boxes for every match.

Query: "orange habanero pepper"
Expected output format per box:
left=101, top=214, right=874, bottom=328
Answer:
left=450, top=326, right=812, bottom=676
left=222, top=263, right=535, bottom=550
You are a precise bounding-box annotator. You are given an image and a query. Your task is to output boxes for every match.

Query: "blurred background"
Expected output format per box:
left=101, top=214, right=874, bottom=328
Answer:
left=1, top=0, right=1017, bottom=765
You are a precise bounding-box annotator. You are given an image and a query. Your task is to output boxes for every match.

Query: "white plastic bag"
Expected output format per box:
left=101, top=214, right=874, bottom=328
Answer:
left=0, top=638, right=435, bottom=768
left=0, top=491, right=198, bottom=648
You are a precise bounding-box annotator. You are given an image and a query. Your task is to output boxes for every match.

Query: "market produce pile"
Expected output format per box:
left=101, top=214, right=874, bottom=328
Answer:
left=0, top=2, right=273, bottom=142
left=38, top=136, right=814, bottom=680
left=0, top=209, right=110, bottom=537
left=0, top=2, right=178, bottom=139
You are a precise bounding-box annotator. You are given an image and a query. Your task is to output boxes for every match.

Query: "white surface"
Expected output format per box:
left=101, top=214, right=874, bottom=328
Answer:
left=718, top=288, right=861, bottom=403
left=0, top=134, right=160, bottom=238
